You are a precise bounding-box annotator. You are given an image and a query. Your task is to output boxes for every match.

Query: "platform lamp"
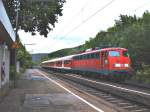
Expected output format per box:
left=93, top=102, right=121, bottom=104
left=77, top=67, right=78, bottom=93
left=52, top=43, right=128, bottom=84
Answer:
left=12, top=0, right=20, bottom=87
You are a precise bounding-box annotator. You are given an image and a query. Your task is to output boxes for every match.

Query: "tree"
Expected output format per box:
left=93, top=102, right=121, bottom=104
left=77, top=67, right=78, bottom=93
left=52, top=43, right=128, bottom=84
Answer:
left=16, top=38, right=32, bottom=68
left=3, top=0, right=65, bottom=37
left=115, top=14, right=137, bottom=30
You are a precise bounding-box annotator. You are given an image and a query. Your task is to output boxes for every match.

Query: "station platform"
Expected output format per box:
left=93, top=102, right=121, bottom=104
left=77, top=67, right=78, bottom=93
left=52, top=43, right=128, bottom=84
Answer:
left=0, top=69, right=104, bottom=112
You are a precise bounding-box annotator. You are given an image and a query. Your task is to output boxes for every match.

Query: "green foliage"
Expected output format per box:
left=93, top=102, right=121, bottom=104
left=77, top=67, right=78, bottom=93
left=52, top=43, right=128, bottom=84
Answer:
left=9, top=65, right=25, bottom=81
left=82, top=12, right=150, bottom=82
left=3, top=0, right=65, bottom=37
left=33, top=56, right=49, bottom=66
left=9, top=66, right=15, bottom=80
left=134, top=65, right=150, bottom=83
left=48, top=46, right=83, bottom=59
left=83, top=12, right=150, bottom=69
left=16, top=38, right=32, bottom=68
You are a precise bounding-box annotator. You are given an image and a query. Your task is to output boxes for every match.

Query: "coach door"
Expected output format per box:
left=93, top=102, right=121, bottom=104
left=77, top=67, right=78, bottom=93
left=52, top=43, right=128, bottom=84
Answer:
left=101, top=51, right=108, bottom=69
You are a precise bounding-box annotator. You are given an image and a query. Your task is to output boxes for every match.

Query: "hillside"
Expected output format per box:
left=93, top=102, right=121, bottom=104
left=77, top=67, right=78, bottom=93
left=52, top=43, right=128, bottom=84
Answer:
left=48, top=45, right=84, bottom=59
left=32, top=53, right=48, bottom=62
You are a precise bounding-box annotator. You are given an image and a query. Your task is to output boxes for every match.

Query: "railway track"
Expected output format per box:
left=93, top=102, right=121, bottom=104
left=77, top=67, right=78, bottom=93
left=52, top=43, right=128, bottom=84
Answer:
left=42, top=69, right=150, bottom=112
left=122, top=81, right=150, bottom=91
left=62, top=78, right=149, bottom=112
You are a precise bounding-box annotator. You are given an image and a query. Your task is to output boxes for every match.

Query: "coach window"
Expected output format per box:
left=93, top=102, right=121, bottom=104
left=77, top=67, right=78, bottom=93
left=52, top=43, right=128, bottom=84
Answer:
left=58, top=61, right=61, bottom=64
left=76, top=56, right=79, bottom=60
left=87, top=54, right=90, bottom=59
left=82, top=55, right=84, bottom=59
left=79, top=55, right=81, bottom=60
left=95, top=52, right=100, bottom=59
left=64, top=61, right=67, bottom=64
left=76, top=56, right=78, bottom=60
left=91, top=53, right=94, bottom=58
left=75, top=56, right=77, bottom=60
left=77, top=56, right=78, bottom=60
left=94, top=53, right=96, bottom=58
left=86, top=54, right=88, bottom=59
left=84, top=55, right=87, bottom=59
left=77, top=56, right=79, bottom=60
left=78, top=56, right=80, bottom=60
left=82, top=55, right=84, bottom=60
left=80, top=55, right=82, bottom=60
left=81, top=55, right=83, bottom=60
left=65, top=60, right=70, bottom=64
left=87, top=54, right=89, bottom=59
left=76, top=56, right=77, bottom=60
left=89, top=54, right=91, bottom=59
left=85, top=54, right=88, bottom=59
left=84, top=55, right=86, bottom=59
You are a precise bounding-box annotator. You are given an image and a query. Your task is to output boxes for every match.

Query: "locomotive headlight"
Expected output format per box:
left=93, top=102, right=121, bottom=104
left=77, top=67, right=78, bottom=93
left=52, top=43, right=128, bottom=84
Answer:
left=114, top=64, right=121, bottom=67
left=124, top=64, right=129, bottom=67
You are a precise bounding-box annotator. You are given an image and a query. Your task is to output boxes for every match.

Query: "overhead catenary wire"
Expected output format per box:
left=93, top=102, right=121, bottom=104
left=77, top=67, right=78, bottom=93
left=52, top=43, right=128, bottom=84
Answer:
left=60, top=1, right=89, bottom=32
left=127, top=1, right=150, bottom=15
left=59, top=0, right=115, bottom=40
left=134, top=1, right=150, bottom=12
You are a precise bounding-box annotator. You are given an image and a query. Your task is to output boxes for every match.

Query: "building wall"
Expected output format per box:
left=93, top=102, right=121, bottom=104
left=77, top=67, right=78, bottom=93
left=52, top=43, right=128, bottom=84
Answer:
left=0, top=0, right=14, bottom=89
left=0, top=44, right=10, bottom=88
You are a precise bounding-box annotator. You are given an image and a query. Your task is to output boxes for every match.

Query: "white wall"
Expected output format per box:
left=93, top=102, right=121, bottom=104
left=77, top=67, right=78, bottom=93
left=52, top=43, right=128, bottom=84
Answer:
left=0, top=44, right=10, bottom=88
left=16, top=61, right=20, bottom=73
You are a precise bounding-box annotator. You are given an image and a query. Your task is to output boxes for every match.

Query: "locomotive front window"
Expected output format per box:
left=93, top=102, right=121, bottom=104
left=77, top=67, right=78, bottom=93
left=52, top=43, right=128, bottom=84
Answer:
left=123, top=51, right=129, bottom=57
left=109, top=51, right=120, bottom=57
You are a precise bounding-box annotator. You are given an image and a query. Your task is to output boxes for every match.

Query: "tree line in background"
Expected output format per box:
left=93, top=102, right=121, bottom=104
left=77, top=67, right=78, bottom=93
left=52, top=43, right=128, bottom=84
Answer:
left=47, top=11, right=150, bottom=83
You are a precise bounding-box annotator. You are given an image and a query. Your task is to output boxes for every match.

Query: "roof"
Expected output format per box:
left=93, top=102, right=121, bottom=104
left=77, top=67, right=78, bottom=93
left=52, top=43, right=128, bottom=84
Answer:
left=74, top=47, right=127, bottom=56
left=42, top=54, right=75, bottom=64
left=41, top=47, right=127, bottom=64
left=0, top=0, right=15, bottom=42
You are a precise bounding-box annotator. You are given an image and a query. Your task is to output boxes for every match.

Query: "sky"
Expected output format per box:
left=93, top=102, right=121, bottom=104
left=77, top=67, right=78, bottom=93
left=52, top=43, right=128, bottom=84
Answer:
left=19, top=0, right=150, bottom=54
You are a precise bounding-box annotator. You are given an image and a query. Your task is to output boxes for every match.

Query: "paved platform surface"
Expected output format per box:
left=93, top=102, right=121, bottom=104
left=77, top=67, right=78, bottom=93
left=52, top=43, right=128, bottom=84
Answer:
left=0, top=69, right=100, bottom=112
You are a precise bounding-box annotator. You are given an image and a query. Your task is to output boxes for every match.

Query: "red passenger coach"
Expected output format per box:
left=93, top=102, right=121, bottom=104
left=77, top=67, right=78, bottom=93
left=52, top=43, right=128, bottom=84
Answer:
left=41, top=47, right=133, bottom=81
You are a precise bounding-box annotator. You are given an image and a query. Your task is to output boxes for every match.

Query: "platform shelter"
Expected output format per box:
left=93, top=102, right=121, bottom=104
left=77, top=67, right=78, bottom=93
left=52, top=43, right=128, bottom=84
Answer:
left=0, top=0, right=15, bottom=89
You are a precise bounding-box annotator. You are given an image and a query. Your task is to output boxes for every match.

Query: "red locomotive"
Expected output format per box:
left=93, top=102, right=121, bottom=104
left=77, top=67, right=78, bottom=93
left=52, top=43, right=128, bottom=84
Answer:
left=41, top=47, right=133, bottom=81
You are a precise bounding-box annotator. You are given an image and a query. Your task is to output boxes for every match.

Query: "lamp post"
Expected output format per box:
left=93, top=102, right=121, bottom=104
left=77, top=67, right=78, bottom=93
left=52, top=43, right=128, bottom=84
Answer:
left=24, top=43, right=36, bottom=46
left=13, top=0, right=20, bottom=87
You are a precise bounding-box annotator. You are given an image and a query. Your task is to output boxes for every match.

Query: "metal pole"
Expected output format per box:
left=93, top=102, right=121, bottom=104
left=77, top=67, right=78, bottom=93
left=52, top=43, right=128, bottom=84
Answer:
left=14, top=0, right=20, bottom=88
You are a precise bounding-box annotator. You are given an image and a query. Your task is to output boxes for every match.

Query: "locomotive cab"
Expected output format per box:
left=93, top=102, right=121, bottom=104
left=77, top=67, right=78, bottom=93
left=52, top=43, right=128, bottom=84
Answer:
left=110, top=49, right=132, bottom=79
left=100, top=48, right=132, bottom=78
left=108, top=49, right=131, bottom=70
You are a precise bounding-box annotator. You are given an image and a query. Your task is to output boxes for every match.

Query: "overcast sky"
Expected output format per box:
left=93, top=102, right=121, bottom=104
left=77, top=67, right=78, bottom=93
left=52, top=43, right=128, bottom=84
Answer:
left=19, top=0, right=150, bottom=54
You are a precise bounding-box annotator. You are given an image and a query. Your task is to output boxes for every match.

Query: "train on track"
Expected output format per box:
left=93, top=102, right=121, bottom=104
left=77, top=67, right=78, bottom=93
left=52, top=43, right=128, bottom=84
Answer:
left=41, top=47, right=133, bottom=81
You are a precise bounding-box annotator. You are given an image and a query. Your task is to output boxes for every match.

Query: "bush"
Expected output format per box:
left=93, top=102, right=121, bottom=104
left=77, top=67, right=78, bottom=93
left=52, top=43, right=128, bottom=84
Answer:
left=9, top=66, right=15, bottom=81
left=134, top=65, right=150, bottom=83
left=9, top=66, right=26, bottom=81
